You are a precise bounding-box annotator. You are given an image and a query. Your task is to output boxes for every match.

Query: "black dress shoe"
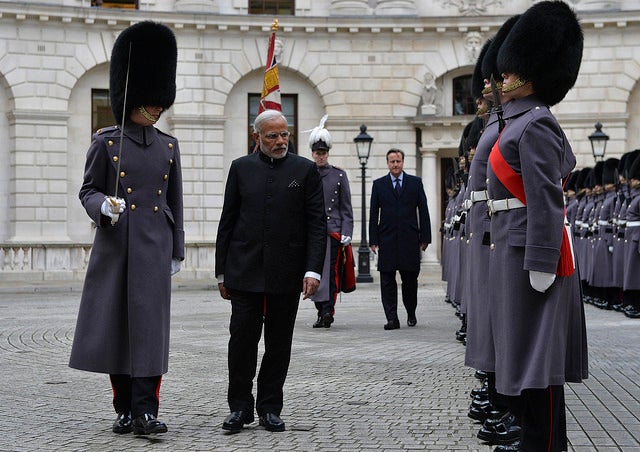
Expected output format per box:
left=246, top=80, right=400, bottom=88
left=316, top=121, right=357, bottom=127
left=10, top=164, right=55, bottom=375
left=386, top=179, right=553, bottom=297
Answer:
left=112, top=412, right=133, bottom=434
left=312, top=316, right=324, bottom=328
left=478, top=413, right=521, bottom=445
left=384, top=320, right=400, bottom=330
left=322, top=313, right=334, bottom=328
left=494, top=441, right=520, bottom=451
left=259, top=413, right=285, bottom=432
left=407, top=316, right=417, bottom=327
left=132, top=413, right=167, bottom=435
left=222, top=411, right=254, bottom=432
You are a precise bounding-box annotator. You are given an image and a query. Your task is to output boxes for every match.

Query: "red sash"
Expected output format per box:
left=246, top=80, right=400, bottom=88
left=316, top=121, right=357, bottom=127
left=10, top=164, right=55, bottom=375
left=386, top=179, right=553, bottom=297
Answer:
left=489, top=136, right=575, bottom=277
left=329, top=232, right=356, bottom=294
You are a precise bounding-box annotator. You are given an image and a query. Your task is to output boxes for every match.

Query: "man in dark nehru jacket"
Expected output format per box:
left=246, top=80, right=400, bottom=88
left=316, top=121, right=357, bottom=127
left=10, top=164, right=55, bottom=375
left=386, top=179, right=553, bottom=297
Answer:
left=486, top=1, right=588, bottom=450
left=216, top=109, right=326, bottom=433
left=69, top=21, right=184, bottom=436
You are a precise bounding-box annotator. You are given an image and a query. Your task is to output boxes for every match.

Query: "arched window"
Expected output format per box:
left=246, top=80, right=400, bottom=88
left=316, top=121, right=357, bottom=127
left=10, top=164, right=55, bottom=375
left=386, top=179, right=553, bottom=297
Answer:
left=452, top=75, right=475, bottom=116
left=247, top=94, right=298, bottom=154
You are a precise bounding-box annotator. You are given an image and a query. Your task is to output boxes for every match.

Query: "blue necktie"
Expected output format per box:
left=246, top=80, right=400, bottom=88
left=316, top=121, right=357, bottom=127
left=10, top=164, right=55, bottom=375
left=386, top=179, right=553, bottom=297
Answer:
left=394, top=178, right=401, bottom=194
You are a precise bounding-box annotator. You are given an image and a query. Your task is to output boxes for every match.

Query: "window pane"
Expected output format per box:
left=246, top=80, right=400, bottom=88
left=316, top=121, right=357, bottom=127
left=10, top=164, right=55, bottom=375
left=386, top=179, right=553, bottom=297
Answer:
left=92, top=0, right=138, bottom=9
left=92, top=89, right=114, bottom=136
left=248, top=93, right=298, bottom=154
left=249, top=0, right=295, bottom=15
left=453, top=75, right=475, bottom=116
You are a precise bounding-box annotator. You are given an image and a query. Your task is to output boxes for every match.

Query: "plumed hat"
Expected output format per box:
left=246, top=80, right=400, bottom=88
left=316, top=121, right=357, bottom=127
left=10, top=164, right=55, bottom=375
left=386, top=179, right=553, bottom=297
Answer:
left=482, top=15, right=520, bottom=86
left=308, top=114, right=332, bottom=152
left=497, top=1, right=583, bottom=106
left=602, top=158, right=619, bottom=185
left=110, top=21, right=177, bottom=123
left=471, top=39, right=492, bottom=100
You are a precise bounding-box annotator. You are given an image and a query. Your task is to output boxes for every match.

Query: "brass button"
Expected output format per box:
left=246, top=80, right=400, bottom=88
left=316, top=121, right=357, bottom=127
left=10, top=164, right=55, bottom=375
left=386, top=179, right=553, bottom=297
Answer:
left=466, top=239, right=470, bottom=245
left=490, top=243, right=495, bottom=250
left=108, top=140, right=114, bottom=146
left=460, top=236, right=464, bottom=241
left=112, top=155, right=118, bottom=162
left=157, top=189, right=162, bottom=195
left=168, top=143, right=173, bottom=149
left=97, top=128, right=102, bottom=134
left=127, top=187, right=132, bottom=194
left=120, top=171, right=125, bottom=178
left=131, top=204, right=136, bottom=210
left=469, top=232, right=473, bottom=239
left=163, top=174, right=168, bottom=180
left=169, top=159, right=173, bottom=165
left=153, top=206, right=158, bottom=212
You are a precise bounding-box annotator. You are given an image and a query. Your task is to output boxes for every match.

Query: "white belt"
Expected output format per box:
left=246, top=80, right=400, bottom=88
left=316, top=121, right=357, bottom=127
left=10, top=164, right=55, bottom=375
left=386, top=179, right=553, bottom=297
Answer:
left=470, top=190, right=488, bottom=202
left=574, top=220, right=584, bottom=227
left=619, top=220, right=627, bottom=226
left=598, top=220, right=609, bottom=226
left=487, top=198, right=526, bottom=214
left=627, top=221, right=640, bottom=227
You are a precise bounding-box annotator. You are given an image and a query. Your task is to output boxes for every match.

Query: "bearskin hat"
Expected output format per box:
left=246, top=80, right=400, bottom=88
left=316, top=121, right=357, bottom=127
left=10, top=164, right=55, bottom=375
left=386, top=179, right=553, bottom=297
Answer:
left=564, top=170, right=578, bottom=193
left=465, top=117, right=484, bottom=151
left=110, top=21, right=177, bottom=123
left=471, top=38, right=492, bottom=100
left=575, top=167, right=591, bottom=192
left=623, top=149, right=640, bottom=179
left=590, top=161, right=604, bottom=188
left=628, top=150, right=640, bottom=181
left=458, top=120, right=474, bottom=157
left=482, top=15, right=520, bottom=86
left=602, top=158, right=619, bottom=185
left=497, top=1, right=583, bottom=106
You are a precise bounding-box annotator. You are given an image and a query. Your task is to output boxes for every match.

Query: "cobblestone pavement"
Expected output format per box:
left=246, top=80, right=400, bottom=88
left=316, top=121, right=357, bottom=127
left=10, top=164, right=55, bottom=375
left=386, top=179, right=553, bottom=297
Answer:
left=1, top=268, right=639, bottom=451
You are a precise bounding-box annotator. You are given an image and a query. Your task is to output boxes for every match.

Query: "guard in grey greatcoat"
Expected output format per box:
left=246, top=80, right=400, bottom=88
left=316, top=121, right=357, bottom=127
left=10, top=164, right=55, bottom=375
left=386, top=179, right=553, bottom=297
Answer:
left=486, top=2, right=588, bottom=450
left=69, top=21, right=183, bottom=436
left=308, top=116, right=355, bottom=328
left=622, top=155, right=640, bottom=318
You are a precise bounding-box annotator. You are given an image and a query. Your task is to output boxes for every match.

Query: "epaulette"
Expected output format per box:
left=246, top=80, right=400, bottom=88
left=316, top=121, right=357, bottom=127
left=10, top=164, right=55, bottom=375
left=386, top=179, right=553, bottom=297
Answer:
left=94, top=125, right=119, bottom=136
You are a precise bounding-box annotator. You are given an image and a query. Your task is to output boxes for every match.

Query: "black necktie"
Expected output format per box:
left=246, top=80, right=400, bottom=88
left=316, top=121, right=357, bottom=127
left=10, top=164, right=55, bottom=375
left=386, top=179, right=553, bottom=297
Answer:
left=394, top=178, right=401, bottom=194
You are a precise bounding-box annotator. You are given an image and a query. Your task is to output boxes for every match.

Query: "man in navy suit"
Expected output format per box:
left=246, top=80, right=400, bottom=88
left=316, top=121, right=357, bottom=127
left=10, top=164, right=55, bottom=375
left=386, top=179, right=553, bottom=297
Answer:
left=369, top=149, right=431, bottom=330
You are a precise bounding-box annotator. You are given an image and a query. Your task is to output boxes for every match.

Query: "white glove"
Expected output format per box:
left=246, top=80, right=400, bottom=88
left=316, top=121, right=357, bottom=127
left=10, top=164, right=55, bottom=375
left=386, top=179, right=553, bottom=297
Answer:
left=529, top=270, right=556, bottom=293
left=340, top=235, right=352, bottom=245
left=171, top=259, right=182, bottom=276
left=100, top=196, right=126, bottom=218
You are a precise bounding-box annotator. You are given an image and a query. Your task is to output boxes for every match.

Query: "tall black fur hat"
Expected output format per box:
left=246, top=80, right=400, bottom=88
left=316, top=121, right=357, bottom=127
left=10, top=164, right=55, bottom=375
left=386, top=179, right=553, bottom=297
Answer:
left=458, top=120, right=474, bottom=157
left=623, top=149, right=640, bottom=179
left=471, top=38, right=492, bottom=100
left=110, top=21, right=177, bottom=123
left=465, top=117, right=484, bottom=151
left=564, top=170, right=578, bottom=193
left=482, top=15, right=520, bottom=85
left=497, top=1, right=583, bottom=106
left=628, top=150, right=640, bottom=181
left=591, top=161, right=604, bottom=188
left=602, top=158, right=619, bottom=185
left=575, top=167, right=591, bottom=192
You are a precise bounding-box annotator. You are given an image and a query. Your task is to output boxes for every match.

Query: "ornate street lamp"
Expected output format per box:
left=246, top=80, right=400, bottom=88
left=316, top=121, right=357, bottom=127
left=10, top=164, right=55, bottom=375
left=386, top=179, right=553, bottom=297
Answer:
left=354, top=124, right=373, bottom=283
left=589, top=122, right=609, bottom=162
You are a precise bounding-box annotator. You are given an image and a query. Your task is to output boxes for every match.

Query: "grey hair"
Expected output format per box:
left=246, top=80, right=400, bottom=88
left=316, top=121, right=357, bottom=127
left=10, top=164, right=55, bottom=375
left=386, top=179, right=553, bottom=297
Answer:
left=253, top=109, right=287, bottom=133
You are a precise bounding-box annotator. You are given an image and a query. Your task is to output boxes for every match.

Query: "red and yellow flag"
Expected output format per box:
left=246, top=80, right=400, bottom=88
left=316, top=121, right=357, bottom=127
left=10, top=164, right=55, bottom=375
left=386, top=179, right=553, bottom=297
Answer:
left=258, top=20, right=281, bottom=114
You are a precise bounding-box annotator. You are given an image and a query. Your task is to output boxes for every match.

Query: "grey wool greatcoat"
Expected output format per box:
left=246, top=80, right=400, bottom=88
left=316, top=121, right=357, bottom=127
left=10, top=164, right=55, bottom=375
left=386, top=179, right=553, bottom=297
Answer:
left=464, top=111, right=500, bottom=373
left=69, top=123, right=184, bottom=377
left=486, top=95, right=588, bottom=396
left=623, top=188, right=640, bottom=290
left=215, top=150, right=326, bottom=294
left=369, top=172, right=431, bottom=272
left=311, top=164, right=354, bottom=303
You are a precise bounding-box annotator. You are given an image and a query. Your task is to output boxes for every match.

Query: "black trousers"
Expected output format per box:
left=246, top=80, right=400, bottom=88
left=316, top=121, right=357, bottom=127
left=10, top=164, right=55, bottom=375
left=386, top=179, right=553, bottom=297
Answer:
left=110, top=374, right=162, bottom=418
left=380, top=270, right=419, bottom=322
left=520, top=385, right=567, bottom=452
left=315, top=237, right=340, bottom=317
left=227, top=290, right=300, bottom=416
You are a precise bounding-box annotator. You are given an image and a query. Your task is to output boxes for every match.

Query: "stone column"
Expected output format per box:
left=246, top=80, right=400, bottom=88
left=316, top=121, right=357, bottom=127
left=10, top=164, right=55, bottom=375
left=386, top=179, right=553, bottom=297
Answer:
left=375, top=0, right=417, bottom=15
left=174, top=0, right=218, bottom=12
left=330, top=0, right=370, bottom=15
left=420, top=146, right=439, bottom=264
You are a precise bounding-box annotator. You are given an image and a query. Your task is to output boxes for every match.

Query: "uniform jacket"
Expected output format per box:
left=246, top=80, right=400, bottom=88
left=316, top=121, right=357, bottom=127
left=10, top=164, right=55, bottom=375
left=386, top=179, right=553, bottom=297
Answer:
left=623, top=187, right=640, bottom=290
left=69, top=122, right=184, bottom=377
left=590, top=189, right=616, bottom=287
left=312, top=164, right=354, bottom=302
left=216, top=150, right=326, bottom=294
left=369, top=172, right=431, bottom=272
left=486, top=95, right=588, bottom=396
left=464, top=111, right=499, bottom=373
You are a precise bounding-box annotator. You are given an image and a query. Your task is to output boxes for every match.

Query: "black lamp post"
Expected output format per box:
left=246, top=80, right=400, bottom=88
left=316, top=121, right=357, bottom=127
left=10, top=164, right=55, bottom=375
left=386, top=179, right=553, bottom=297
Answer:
left=589, top=122, right=609, bottom=162
left=354, top=124, right=374, bottom=283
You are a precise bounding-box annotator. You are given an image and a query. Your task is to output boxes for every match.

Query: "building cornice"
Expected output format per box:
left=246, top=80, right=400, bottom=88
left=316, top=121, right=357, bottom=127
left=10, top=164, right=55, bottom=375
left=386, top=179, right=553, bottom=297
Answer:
left=0, top=2, right=638, bottom=34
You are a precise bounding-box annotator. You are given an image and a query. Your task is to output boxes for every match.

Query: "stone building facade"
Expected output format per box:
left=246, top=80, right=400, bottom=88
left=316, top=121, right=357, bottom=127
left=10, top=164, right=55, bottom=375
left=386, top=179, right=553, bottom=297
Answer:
left=0, top=0, right=639, bottom=282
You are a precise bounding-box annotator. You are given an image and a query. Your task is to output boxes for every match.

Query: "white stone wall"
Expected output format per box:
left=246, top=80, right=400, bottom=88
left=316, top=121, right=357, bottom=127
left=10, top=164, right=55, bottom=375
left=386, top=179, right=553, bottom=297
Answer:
left=0, top=0, right=639, bottom=281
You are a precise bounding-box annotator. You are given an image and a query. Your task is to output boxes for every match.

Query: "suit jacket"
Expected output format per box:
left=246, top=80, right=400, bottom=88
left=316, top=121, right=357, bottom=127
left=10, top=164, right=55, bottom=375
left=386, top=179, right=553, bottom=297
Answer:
left=369, top=172, right=431, bottom=272
left=216, top=150, right=326, bottom=294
